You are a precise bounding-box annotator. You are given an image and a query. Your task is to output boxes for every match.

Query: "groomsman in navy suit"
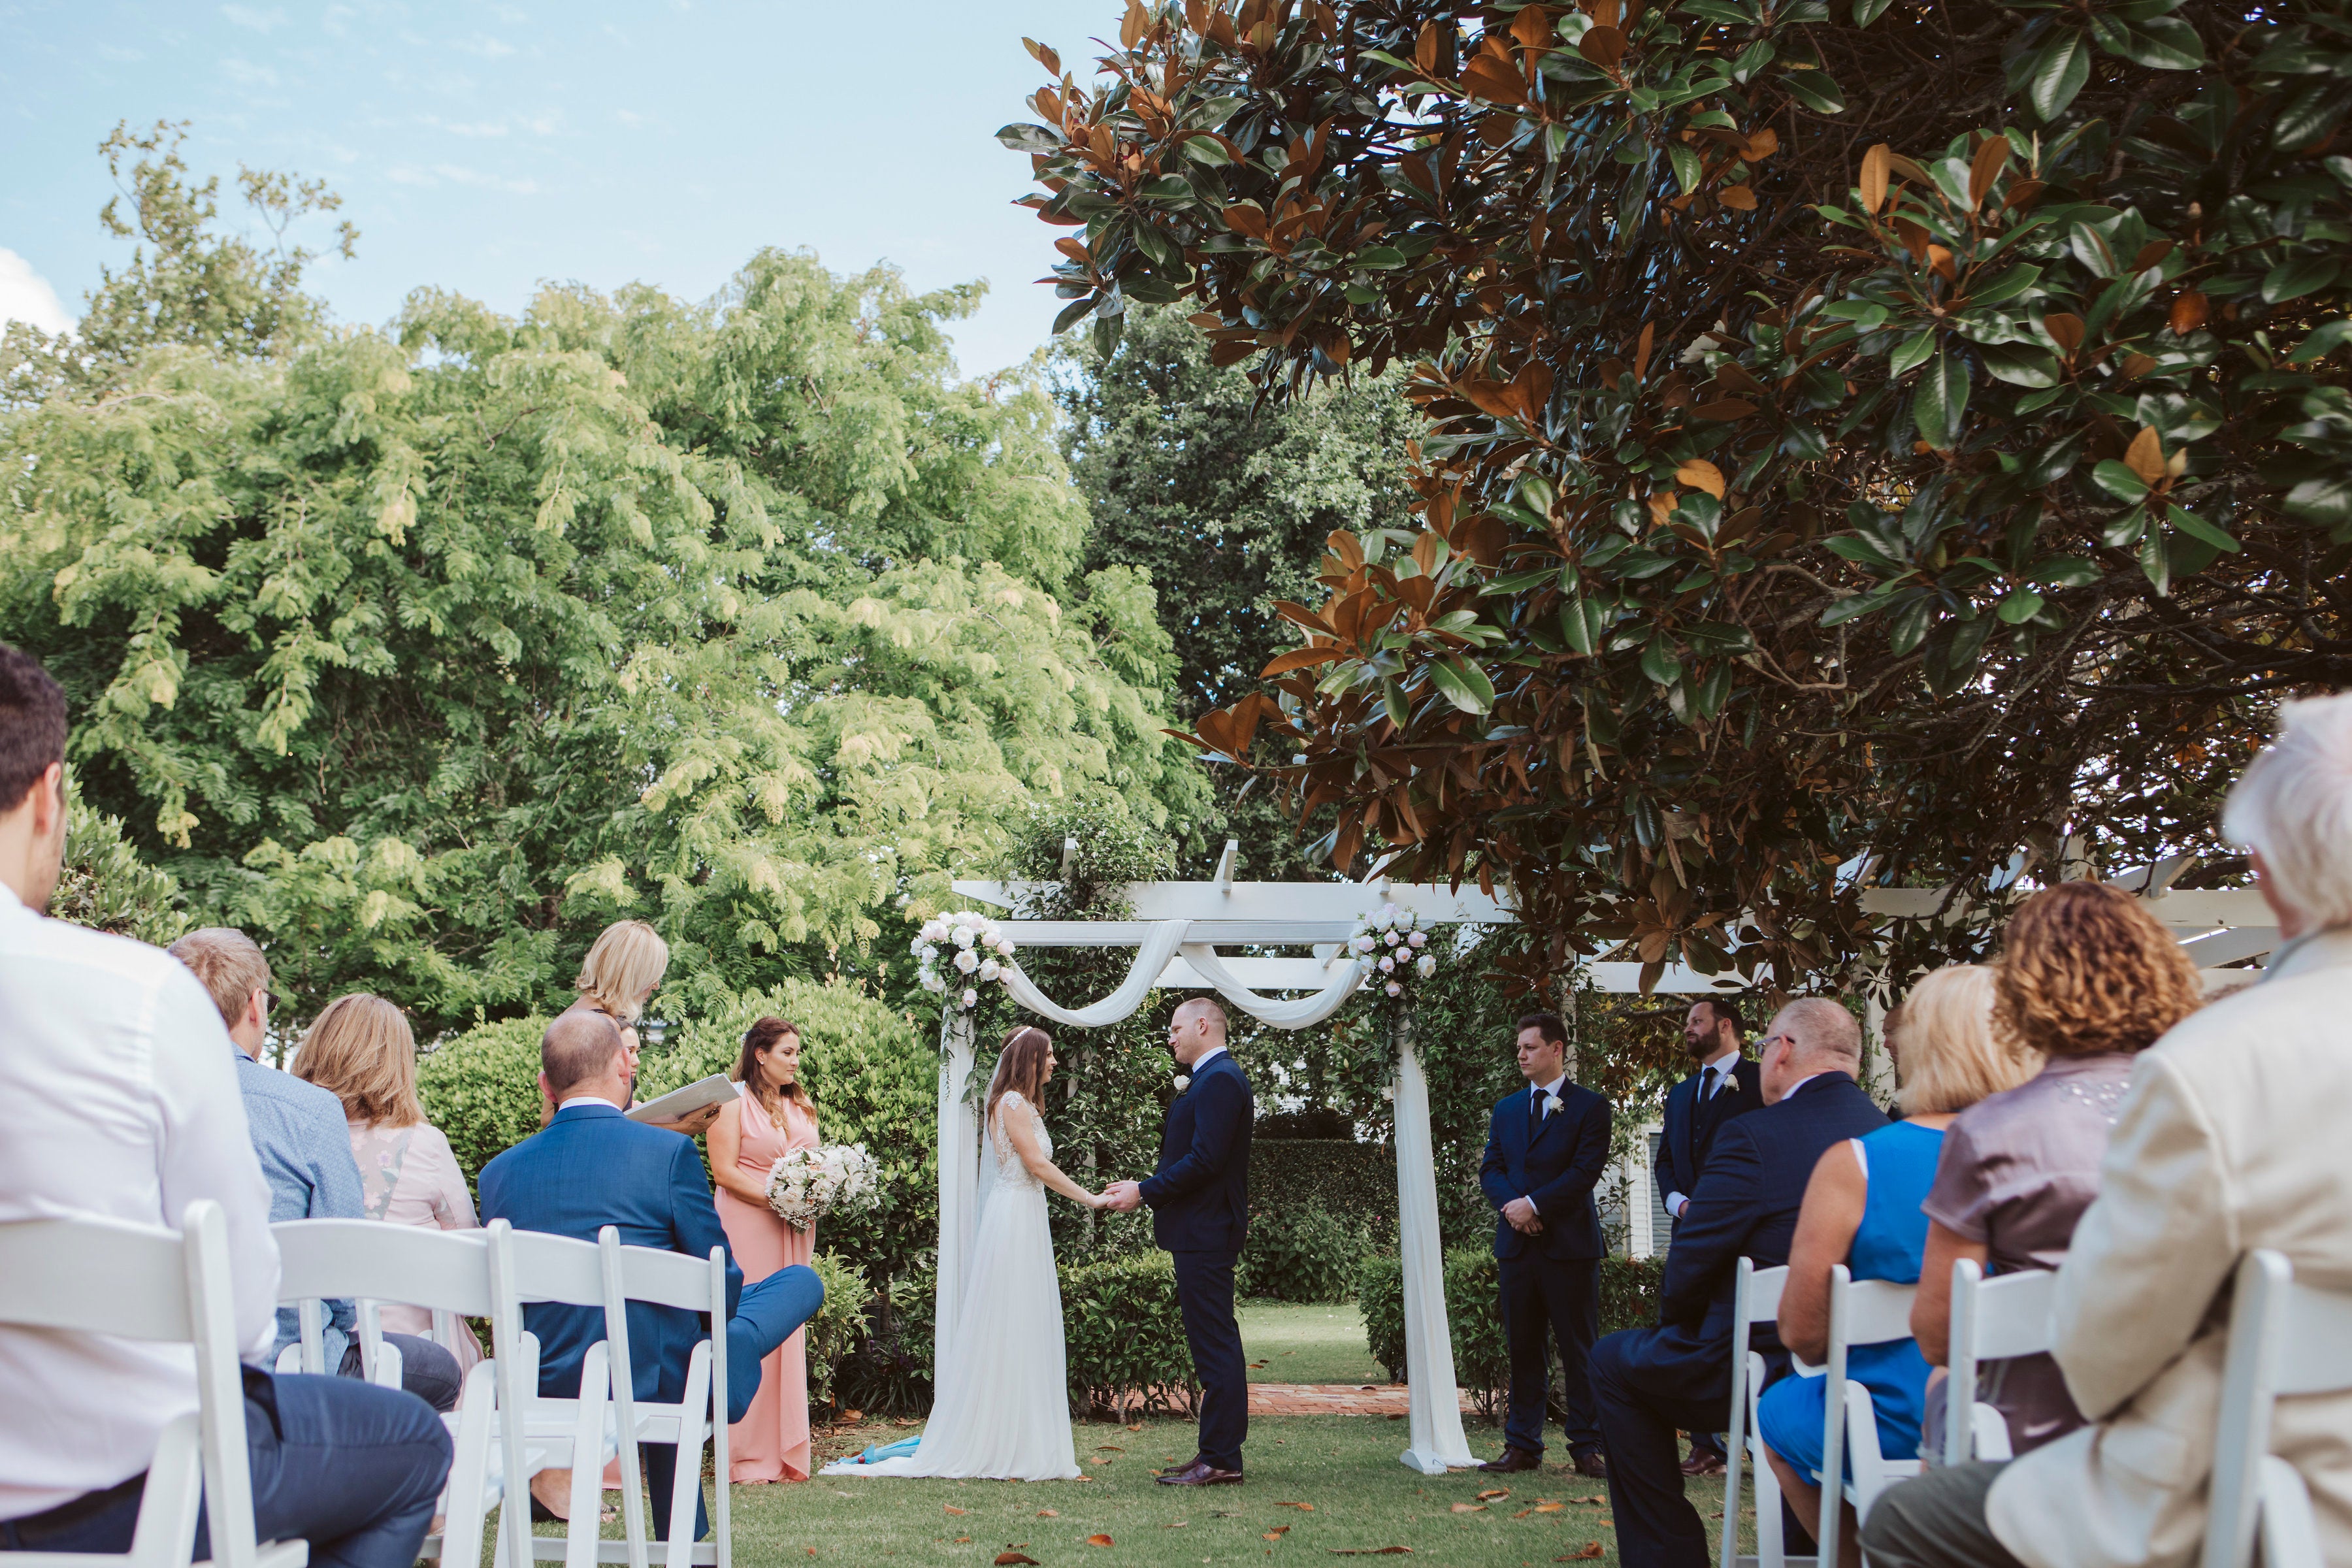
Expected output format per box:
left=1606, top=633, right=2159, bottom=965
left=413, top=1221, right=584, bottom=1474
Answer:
left=1477, top=1011, right=1615, bottom=1478
left=1650, top=996, right=1761, bottom=1475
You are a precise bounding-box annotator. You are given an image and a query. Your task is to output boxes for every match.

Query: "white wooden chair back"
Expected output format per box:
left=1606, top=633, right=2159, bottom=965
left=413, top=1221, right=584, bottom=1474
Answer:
left=1944, top=1260, right=2057, bottom=1466
left=486, top=1224, right=630, bottom=1568
left=2204, top=1250, right=2352, bottom=1568
left=1723, top=1261, right=1812, bottom=1568
left=270, top=1220, right=503, bottom=1568
left=1814, top=1267, right=1921, bottom=1568
left=0, top=1201, right=304, bottom=1568
left=600, top=1234, right=732, bottom=1568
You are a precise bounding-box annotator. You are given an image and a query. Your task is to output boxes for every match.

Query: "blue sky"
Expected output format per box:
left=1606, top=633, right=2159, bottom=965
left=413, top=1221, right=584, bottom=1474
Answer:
left=0, top=0, right=1116, bottom=378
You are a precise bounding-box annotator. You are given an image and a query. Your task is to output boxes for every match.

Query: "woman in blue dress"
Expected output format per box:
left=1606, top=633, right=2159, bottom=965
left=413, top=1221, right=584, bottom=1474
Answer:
left=1754, top=965, right=2036, bottom=1567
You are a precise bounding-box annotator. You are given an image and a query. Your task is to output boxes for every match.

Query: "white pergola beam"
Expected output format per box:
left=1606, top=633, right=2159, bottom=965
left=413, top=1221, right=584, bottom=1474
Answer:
left=953, top=879, right=1518, bottom=924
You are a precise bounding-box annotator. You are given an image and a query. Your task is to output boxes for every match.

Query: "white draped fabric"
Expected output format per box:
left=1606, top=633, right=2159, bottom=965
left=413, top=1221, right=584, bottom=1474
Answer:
left=1391, top=1019, right=1478, bottom=1472
left=996, top=921, right=1192, bottom=1028
left=1176, top=943, right=1367, bottom=1027
left=933, top=1010, right=979, bottom=1368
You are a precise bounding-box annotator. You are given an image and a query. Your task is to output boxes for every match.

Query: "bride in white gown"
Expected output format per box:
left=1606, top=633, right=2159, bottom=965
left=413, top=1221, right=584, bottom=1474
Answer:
left=827, top=1025, right=1106, bottom=1480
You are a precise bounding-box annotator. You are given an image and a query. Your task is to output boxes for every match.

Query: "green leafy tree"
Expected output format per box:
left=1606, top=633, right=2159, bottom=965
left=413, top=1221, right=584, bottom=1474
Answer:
left=1008, top=0, right=2351, bottom=992
left=2, top=144, right=1205, bottom=1034
left=50, top=785, right=190, bottom=948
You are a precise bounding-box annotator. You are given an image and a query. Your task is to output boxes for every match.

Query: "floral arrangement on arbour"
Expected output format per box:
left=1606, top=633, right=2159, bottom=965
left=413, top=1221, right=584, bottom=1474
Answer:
left=765, top=1143, right=883, bottom=1233
left=913, top=909, right=1019, bottom=1011
left=1349, top=902, right=1439, bottom=1000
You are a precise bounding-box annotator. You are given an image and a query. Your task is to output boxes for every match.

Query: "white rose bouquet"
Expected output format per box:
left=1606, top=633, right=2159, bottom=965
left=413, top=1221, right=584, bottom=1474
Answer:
left=911, top=911, right=1018, bottom=1011
left=1348, top=902, right=1440, bottom=1000
left=765, top=1143, right=883, bottom=1232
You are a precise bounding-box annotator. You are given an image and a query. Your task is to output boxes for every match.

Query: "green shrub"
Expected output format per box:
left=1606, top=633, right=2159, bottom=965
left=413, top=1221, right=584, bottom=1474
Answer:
left=416, top=1015, right=550, bottom=1192
left=1358, top=1249, right=1665, bottom=1416
left=1247, top=1139, right=1396, bottom=1244
left=1241, top=1207, right=1370, bottom=1304
left=1060, top=1250, right=1195, bottom=1417
left=832, top=1269, right=936, bottom=1418
left=802, top=1250, right=870, bottom=1411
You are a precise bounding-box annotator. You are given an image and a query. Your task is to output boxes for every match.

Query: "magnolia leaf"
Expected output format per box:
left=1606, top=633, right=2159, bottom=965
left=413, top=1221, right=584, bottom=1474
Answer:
left=1782, top=70, right=1846, bottom=114
left=2092, top=460, right=2153, bottom=501
left=1912, top=351, right=1969, bottom=449
left=995, top=123, right=1066, bottom=154
left=1428, top=656, right=1496, bottom=713
left=2262, top=255, right=2342, bottom=304
left=1978, top=342, right=2060, bottom=387
left=1997, top=588, right=2045, bottom=623
left=2166, top=504, right=2242, bottom=553
left=1674, top=459, right=1726, bottom=498
left=2026, top=28, right=2090, bottom=121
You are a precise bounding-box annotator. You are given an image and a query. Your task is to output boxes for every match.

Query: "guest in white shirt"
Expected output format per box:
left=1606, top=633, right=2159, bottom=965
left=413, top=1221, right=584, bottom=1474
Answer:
left=0, top=642, right=450, bottom=1568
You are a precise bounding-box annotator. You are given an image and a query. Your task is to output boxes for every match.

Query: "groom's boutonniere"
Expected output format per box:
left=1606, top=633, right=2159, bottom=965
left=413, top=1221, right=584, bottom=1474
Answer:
left=1171, top=1074, right=1192, bottom=1094
left=1541, top=1092, right=1564, bottom=1117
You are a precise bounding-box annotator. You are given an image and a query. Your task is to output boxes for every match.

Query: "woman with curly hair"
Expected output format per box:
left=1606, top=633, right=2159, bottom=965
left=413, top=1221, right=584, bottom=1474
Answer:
left=1908, top=880, right=2203, bottom=1458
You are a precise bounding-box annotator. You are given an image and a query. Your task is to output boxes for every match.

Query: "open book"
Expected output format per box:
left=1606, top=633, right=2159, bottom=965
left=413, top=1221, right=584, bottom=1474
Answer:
left=625, top=1073, right=738, bottom=1126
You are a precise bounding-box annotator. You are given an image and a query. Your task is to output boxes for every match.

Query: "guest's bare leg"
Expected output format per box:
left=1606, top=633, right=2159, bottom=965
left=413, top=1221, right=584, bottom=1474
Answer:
left=1763, top=1447, right=1860, bottom=1568
left=529, top=1469, right=571, bottom=1520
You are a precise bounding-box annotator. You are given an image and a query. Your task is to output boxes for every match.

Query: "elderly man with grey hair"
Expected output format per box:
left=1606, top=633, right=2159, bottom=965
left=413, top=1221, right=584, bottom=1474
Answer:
left=1864, top=690, right=2352, bottom=1568
left=1592, top=994, right=1889, bottom=1567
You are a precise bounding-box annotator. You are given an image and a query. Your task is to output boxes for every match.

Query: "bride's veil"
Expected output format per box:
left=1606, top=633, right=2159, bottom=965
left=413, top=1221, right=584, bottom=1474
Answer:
left=972, top=1045, right=1013, bottom=1230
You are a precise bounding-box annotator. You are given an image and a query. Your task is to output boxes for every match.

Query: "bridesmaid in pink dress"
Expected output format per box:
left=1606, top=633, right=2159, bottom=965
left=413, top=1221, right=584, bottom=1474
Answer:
left=706, top=1017, right=820, bottom=1482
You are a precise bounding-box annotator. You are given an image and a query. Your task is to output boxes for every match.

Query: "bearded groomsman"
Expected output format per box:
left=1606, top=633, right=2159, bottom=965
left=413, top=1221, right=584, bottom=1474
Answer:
left=1478, top=1012, right=1614, bottom=1478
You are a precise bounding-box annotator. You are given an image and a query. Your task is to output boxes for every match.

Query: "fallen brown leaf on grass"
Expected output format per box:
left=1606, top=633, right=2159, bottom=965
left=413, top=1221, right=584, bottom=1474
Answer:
left=953, top=1539, right=972, bottom=1545
left=1096, top=1445, right=1125, bottom=1452
left=1512, top=1509, right=1533, bottom=1519
left=1264, top=1527, right=1292, bottom=1541
left=994, top=1556, right=1039, bottom=1566
left=1037, top=1509, right=1059, bottom=1517
left=1557, top=1545, right=1605, bottom=1561
left=1125, top=1424, right=1143, bottom=1432
left=1448, top=1503, right=1486, bottom=1514
left=1277, top=1501, right=1316, bottom=1511
left=1534, top=1503, right=1565, bottom=1514
left=841, top=1411, right=862, bottom=1422
left=944, top=1505, right=968, bottom=1516
left=1326, top=1549, right=1413, bottom=1556
left=1476, top=1489, right=1509, bottom=1501
left=1086, top=1535, right=1114, bottom=1547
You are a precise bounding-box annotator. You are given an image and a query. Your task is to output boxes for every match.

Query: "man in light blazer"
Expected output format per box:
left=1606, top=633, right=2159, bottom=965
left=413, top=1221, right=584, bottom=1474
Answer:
left=1478, top=1011, right=1614, bottom=1478
left=1864, top=689, right=2352, bottom=1568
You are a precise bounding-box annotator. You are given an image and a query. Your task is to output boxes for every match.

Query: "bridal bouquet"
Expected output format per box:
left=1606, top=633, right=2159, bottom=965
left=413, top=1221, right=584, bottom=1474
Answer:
left=911, top=910, right=1018, bottom=1011
left=765, top=1143, right=882, bottom=1232
left=1348, top=902, right=1438, bottom=1000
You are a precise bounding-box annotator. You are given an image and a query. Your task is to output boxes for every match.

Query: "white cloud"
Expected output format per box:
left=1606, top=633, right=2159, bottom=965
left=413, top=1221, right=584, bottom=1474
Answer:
left=221, top=4, right=289, bottom=31
left=95, top=43, right=146, bottom=62
left=0, top=250, right=73, bottom=336
left=454, top=33, right=516, bottom=57
left=221, top=56, right=280, bottom=87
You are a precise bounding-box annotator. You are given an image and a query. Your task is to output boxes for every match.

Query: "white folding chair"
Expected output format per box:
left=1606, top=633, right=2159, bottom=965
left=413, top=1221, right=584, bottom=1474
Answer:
left=489, top=1225, right=630, bottom=1568
left=1943, top=1260, right=2056, bottom=1466
left=270, top=1220, right=502, bottom=1568
left=1814, top=1267, right=1921, bottom=1567
left=2204, top=1250, right=2352, bottom=1568
left=1723, top=1260, right=1815, bottom=1568
left=600, top=1232, right=732, bottom=1568
left=0, top=1201, right=307, bottom=1568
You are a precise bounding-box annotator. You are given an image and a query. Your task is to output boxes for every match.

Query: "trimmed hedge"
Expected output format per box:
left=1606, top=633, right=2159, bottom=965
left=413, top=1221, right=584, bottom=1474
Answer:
left=1248, top=1139, right=1396, bottom=1242
left=1358, top=1249, right=1665, bottom=1416
left=804, top=1250, right=870, bottom=1411
left=1239, top=1207, right=1369, bottom=1304
left=416, top=1015, right=549, bottom=1195
left=1061, top=1250, right=1196, bottom=1417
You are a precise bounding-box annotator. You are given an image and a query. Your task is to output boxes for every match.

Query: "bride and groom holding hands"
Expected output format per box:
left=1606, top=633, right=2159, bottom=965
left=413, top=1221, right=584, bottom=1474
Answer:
left=833, top=997, right=1252, bottom=1484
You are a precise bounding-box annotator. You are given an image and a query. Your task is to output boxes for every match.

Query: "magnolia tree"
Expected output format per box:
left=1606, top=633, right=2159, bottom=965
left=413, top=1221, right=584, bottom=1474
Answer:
left=1004, top=0, right=2352, bottom=990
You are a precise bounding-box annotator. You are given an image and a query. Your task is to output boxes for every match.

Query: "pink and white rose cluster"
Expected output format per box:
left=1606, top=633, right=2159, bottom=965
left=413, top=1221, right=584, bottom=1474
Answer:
left=1347, top=902, right=1439, bottom=999
left=765, top=1142, right=883, bottom=1232
left=912, top=910, right=1017, bottom=1010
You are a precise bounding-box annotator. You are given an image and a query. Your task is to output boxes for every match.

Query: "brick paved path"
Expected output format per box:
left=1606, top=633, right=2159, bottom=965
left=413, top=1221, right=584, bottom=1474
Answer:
left=1247, top=1382, right=1476, bottom=1415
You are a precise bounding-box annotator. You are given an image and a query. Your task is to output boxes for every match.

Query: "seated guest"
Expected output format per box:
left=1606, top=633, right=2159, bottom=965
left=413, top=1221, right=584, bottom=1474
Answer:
left=1591, top=997, right=1889, bottom=1568
left=1866, top=691, right=2352, bottom=1568
left=291, top=991, right=485, bottom=1372
left=1756, top=966, right=2033, bottom=1567
left=167, top=928, right=463, bottom=1414
left=478, top=1011, right=824, bottom=1541
left=1904, top=879, right=2202, bottom=1460
left=0, top=642, right=449, bottom=1568
left=1476, top=1011, right=1614, bottom=1479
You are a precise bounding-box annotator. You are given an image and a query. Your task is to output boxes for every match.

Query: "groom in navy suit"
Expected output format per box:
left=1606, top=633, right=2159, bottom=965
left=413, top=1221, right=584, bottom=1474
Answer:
left=1104, top=996, right=1252, bottom=1487
left=1478, top=1011, right=1615, bottom=1478
left=479, top=1012, right=823, bottom=1539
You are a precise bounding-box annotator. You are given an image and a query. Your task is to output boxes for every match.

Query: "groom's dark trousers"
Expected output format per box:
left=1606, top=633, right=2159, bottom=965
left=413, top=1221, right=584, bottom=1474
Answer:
left=1591, top=1072, right=1885, bottom=1567
left=481, top=1101, right=824, bottom=1540
left=1478, top=1079, right=1613, bottom=1460
left=1141, top=1049, right=1254, bottom=1473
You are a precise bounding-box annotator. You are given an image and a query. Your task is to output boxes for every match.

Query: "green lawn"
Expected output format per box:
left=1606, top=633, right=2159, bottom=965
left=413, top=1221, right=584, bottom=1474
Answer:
left=1238, top=1298, right=1387, bottom=1385
left=530, top=1413, right=1755, bottom=1567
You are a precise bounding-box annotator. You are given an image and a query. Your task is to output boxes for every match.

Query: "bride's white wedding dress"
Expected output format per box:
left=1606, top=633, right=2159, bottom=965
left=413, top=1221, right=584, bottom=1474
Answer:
left=825, top=1090, right=1080, bottom=1480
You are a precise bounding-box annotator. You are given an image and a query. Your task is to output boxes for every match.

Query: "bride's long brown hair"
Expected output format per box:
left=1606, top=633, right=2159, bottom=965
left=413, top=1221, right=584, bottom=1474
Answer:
left=986, top=1026, right=1053, bottom=1129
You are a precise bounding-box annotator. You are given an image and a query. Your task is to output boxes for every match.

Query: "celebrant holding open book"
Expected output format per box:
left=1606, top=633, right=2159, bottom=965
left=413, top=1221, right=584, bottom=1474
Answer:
left=708, top=1016, right=821, bottom=1482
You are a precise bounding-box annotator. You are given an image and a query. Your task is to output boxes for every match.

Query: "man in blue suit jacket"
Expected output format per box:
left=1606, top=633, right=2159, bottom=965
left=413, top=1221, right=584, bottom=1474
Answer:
left=1105, top=996, right=1252, bottom=1486
left=1652, top=995, right=1763, bottom=1475
left=479, top=1013, right=823, bottom=1540
left=1477, top=1011, right=1614, bottom=1478
left=1591, top=999, right=1887, bottom=1568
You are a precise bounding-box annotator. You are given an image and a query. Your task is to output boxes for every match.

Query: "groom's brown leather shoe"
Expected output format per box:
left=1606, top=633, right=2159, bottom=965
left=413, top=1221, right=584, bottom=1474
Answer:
left=1478, top=1446, right=1543, bottom=1475
left=1156, top=1460, right=1243, bottom=1486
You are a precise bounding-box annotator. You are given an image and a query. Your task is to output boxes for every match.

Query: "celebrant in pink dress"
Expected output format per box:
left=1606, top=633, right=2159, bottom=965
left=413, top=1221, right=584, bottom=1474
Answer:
left=707, top=1016, right=820, bottom=1482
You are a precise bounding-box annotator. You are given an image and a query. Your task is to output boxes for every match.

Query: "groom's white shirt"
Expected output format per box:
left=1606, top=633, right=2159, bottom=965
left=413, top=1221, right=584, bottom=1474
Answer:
left=1188, top=1044, right=1228, bottom=1071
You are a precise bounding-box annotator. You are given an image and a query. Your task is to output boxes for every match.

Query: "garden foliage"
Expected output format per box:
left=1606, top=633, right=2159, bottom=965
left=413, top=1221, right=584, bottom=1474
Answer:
left=1009, top=0, right=2352, bottom=988
left=1239, top=1204, right=1371, bottom=1301
left=1358, top=1247, right=1663, bottom=1408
